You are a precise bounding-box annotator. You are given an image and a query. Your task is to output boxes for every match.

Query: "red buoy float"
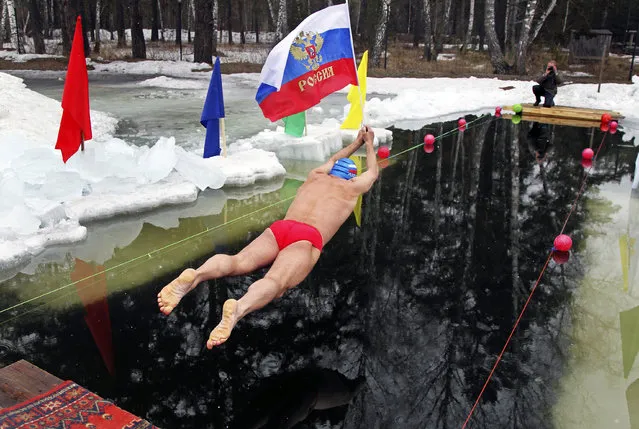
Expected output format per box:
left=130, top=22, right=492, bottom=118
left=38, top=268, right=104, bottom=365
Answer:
left=554, top=234, right=573, bottom=252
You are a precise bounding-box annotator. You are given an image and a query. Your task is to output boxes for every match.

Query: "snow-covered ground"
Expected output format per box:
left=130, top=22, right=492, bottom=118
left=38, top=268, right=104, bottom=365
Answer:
left=1, top=54, right=638, bottom=273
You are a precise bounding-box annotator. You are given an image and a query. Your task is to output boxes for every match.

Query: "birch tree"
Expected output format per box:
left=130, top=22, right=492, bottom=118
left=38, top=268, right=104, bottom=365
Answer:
left=266, top=0, right=276, bottom=26
left=371, top=0, right=390, bottom=67
left=422, top=0, right=435, bottom=61
left=461, top=0, right=475, bottom=53
left=484, top=0, right=511, bottom=73
left=94, top=0, right=101, bottom=53
left=275, top=0, right=286, bottom=42
left=212, top=0, right=218, bottom=54
left=515, top=0, right=557, bottom=73
left=5, top=0, right=22, bottom=52
left=0, top=0, right=6, bottom=43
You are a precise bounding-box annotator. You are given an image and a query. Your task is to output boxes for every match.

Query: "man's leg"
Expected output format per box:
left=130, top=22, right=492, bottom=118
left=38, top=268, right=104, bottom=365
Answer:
left=157, top=229, right=280, bottom=315
left=543, top=91, right=555, bottom=107
left=532, top=85, right=544, bottom=106
left=206, top=240, right=321, bottom=348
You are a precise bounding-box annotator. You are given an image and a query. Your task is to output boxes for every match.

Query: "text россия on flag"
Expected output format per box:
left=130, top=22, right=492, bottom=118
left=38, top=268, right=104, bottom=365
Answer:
left=256, top=3, right=358, bottom=122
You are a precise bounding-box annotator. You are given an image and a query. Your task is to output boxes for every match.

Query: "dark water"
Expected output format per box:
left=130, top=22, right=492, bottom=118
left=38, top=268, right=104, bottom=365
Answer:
left=0, top=116, right=637, bottom=429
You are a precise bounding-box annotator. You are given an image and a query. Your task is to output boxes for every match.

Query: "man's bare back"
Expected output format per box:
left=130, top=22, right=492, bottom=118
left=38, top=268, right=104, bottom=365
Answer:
left=284, top=172, right=361, bottom=245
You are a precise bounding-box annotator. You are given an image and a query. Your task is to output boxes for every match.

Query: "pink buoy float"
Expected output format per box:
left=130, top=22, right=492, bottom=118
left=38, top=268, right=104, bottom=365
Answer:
left=554, top=234, right=573, bottom=252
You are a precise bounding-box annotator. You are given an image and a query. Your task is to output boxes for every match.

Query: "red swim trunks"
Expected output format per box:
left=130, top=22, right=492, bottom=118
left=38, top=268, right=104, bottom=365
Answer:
left=269, top=220, right=324, bottom=251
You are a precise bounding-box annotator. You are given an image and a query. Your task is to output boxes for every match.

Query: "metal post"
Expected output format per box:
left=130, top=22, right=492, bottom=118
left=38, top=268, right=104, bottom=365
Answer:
left=630, top=24, right=638, bottom=82
left=177, top=0, right=183, bottom=61
left=597, top=35, right=608, bottom=93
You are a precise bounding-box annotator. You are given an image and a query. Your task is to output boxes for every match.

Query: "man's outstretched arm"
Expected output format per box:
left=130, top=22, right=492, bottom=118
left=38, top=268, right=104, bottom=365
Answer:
left=313, top=127, right=367, bottom=174
left=351, top=129, right=379, bottom=194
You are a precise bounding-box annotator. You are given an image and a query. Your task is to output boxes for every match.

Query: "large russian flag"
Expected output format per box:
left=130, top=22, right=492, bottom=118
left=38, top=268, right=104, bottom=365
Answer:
left=256, top=3, right=358, bottom=122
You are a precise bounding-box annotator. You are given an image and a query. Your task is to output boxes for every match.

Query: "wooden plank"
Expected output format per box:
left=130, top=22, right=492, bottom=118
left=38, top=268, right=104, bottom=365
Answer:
left=0, top=360, right=62, bottom=409
left=503, top=104, right=624, bottom=121
left=502, top=113, right=602, bottom=129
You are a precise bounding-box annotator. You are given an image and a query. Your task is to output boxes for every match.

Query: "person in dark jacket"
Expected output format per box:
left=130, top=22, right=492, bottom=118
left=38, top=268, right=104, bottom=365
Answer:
left=533, top=60, right=562, bottom=107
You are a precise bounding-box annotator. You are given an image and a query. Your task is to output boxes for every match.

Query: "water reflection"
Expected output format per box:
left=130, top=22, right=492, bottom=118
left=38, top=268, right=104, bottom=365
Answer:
left=0, top=117, right=637, bottom=429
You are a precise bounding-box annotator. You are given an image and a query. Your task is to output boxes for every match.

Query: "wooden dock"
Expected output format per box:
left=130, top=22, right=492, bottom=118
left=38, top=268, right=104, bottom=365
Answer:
left=501, top=113, right=604, bottom=128
left=0, top=360, right=62, bottom=409
left=503, top=103, right=624, bottom=126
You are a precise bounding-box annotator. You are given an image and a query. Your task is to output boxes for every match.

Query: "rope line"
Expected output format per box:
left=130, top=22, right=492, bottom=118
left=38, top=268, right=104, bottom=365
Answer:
left=0, top=115, right=492, bottom=319
left=461, top=129, right=609, bottom=428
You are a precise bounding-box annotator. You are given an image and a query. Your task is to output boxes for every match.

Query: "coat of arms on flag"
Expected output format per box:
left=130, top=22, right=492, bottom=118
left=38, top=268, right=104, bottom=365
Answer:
left=291, top=31, right=324, bottom=70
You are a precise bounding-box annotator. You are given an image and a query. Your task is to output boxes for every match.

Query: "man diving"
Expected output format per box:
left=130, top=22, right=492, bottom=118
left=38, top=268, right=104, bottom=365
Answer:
left=158, top=125, right=379, bottom=348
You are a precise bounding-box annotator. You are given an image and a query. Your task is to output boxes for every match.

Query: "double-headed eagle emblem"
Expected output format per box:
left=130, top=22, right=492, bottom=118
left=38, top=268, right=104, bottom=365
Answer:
left=290, top=31, right=324, bottom=71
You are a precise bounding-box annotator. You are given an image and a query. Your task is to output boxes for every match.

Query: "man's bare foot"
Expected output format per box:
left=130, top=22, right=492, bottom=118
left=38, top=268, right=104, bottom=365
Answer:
left=207, top=299, right=238, bottom=349
left=157, top=268, right=197, bottom=315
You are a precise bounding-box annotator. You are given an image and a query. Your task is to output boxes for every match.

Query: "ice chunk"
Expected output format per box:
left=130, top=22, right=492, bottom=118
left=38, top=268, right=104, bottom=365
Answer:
left=174, top=147, right=226, bottom=190
left=23, top=198, right=66, bottom=227
left=229, top=127, right=343, bottom=162
left=210, top=149, right=286, bottom=186
left=0, top=204, right=41, bottom=235
left=12, top=147, right=63, bottom=184
left=0, top=169, right=25, bottom=209
left=38, top=171, right=86, bottom=201
left=138, top=137, right=177, bottom=183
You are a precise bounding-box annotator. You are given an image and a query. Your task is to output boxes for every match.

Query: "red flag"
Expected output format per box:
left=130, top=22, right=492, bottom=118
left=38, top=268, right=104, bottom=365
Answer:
left=55, top=16, right=92, bottom=163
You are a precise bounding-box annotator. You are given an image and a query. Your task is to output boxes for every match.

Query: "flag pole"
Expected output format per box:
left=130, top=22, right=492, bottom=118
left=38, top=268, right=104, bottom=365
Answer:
left=81, top=131, right=85, bottom=151
left=304, top=110, right=308, bottom=136
left=220, top=118, right=227, bottom=157
left=345, top=0, right=366, bottom=129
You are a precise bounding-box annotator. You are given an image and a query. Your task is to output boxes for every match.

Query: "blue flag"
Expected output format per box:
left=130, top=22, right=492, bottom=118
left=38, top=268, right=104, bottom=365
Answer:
left=201, top=57, right=225, bottom=158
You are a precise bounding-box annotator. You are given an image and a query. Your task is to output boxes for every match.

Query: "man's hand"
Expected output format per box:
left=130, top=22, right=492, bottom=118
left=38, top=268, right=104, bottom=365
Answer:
left=362, top=125, right=374, bottom=146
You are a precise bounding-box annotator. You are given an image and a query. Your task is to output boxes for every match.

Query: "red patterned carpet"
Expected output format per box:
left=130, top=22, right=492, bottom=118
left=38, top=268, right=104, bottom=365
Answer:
left=0, top=381, right=159, bottom=429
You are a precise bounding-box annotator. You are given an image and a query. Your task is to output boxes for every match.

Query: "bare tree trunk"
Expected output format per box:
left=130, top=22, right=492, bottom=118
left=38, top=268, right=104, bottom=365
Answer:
left=484, top=0, right=510, bottom=73
left=275, top=0, right=287, bottom=42
left=515, top=0, right=537, bottom=74
left=239, top=0, right=245, bottom=44
left=157, top=0, right=165, bottom=41
left=227, top=0, right=232, bottom=43
left=59, top=0, right=70, bottom=53
left=29, top=0, right=45, bottom=53
left=327, top=0, right=332, bottom=5
left=194, top=0, right=212, bottom=63
left=130, top=0, right=146, bottom=58
left=562, top=0, right=569, bottom=33
left=94, top=0, right=101, bottom=53
left=0, top=0, right=5, bottom=43
left=151, top=0, right=159, bottom=41
left=212, top=0, right=218, bottom=54
left=371, top=0, right=390, bottom=66
left=116, top=0, right=126, bottom=47
left=6, top=0, right=22, bottom=52
left=530, top=0, right=557, bottom=41
left=188, top=0, right=194, bottom=43
left=422, top=0, right=435, bottom=61
left=504, top=0, right=513, bottom=54
left=354, top=0, right=361, bottom=34
left=462, top=0, right=475, bottom=53
left=266, top=0, right=277, bottom=25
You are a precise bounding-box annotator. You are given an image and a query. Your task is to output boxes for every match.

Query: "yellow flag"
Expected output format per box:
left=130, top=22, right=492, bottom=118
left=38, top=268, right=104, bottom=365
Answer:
left=350, top=155, right=363, bottom=226
left=341, top=51, right=368, bottom=129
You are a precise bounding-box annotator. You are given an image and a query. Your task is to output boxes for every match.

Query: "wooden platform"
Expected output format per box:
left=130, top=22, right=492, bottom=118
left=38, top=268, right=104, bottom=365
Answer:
left=0, top=360, right=62, bottom=409
left=503, top=103, right=624, bottom=123
left=501, top=113, right=604, bottom=129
